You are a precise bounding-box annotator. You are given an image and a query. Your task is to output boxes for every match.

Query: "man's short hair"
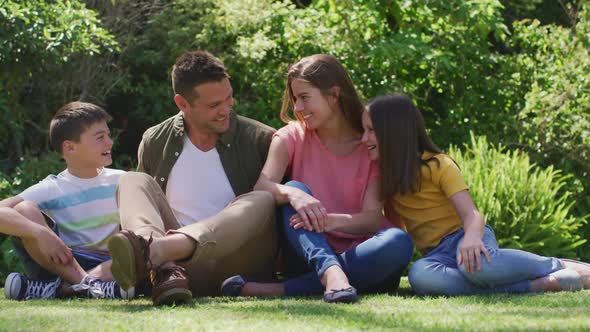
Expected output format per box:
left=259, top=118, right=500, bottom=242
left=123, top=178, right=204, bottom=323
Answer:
left=49, top=101, right=112, bottom=153
left=171, top=50, right=229, bottom=103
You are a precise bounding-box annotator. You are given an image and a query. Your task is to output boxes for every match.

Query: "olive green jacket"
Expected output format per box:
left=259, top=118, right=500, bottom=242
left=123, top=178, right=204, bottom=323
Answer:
left=137, top=112, right=275, bottom=196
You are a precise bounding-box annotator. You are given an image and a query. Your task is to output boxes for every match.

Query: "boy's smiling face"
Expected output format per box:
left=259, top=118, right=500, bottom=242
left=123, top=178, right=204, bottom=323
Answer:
left=64, top=120, right=114, bottom=169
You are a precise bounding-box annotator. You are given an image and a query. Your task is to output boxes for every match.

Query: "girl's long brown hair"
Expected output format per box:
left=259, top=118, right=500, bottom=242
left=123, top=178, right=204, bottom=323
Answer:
left=367, top=93, right=442, bottom=202
left=279, top=54, right=364, bottom=134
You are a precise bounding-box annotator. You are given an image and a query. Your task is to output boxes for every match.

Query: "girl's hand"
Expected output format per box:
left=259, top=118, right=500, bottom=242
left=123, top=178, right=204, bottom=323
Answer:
left=289, top=213, right=333, bottom=232
left=449, top=190, right=490, bottom=274
left=289, top=190, right=328, bottom=232
left=289, top=214, right=307, bottom=231
left=457, top=232, right=491, bottom=274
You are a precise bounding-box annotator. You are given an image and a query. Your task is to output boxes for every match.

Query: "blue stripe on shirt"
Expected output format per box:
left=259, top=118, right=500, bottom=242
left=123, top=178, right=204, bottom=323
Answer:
left=38, top=184, right=117, bottom=210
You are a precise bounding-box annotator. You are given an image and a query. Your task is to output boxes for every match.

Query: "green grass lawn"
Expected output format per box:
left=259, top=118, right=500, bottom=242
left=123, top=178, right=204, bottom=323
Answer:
left=1, top=278, right=589, bottom=331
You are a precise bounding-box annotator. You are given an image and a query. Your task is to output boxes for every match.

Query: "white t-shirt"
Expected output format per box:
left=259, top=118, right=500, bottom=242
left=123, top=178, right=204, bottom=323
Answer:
left=18, top=168, right=125, bottom=251
left=166, top=136, right=235, bottom=226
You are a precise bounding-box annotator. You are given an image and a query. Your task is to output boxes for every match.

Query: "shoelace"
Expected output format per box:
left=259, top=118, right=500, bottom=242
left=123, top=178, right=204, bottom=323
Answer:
left=25, top=277, right=62, bottom=300
left=71, top=275, right=105, bottom=298
left=153, top=265, right=186, bottom=284
left=93, top=280, right=117, bottom=299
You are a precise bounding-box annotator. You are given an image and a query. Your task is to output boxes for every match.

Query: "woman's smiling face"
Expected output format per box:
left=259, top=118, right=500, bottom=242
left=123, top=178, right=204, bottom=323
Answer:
left=291, top=79, right=338, bottom=130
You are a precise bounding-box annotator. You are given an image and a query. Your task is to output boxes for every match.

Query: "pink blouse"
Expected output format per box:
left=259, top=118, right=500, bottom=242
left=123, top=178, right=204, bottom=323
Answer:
left=274, top=121, right=388, bottom=253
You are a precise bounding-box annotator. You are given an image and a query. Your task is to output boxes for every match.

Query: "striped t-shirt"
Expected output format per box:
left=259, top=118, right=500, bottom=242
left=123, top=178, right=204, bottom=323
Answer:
left=18, top=168, right=125, bottom=251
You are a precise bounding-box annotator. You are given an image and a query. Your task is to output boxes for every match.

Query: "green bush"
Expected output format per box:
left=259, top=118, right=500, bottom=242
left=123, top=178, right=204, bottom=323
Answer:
left=0, top=152, right=65, bottom=200
left=0, top=236, right=23, bottom=285
left=448, top=133, right=587, bottom=258
left=504, top=5, right=590, bottom=259
left=510, top=9, right=590, bottom=192
left=0, top=0, right=118, bottom=163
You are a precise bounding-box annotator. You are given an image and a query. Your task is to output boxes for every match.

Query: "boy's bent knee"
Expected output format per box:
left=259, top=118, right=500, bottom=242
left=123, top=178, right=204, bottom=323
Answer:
left=14, top=201, right=46, bottom=225
left=13, top=201, right=39, bottom=214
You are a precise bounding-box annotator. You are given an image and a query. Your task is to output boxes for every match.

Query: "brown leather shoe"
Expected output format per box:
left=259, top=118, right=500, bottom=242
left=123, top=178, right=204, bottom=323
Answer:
left=151, top=264, right=193, bottom=306
left=108, top=230, right=153, bottom=292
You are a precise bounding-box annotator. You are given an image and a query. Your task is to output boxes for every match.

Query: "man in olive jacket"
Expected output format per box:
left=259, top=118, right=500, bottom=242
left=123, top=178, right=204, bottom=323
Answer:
left=108, top=50, right=277, bottom=306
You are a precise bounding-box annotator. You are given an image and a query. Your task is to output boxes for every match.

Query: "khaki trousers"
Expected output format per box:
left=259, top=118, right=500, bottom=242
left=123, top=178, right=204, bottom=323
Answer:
left=117, top=172, right=278, bottom=296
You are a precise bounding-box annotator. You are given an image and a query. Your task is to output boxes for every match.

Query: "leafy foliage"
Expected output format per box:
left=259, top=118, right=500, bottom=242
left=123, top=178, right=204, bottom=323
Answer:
left=0, top=152, right=65, bottom=200
left=0, top=0, right=118, bottom=161
left=511, top=8, right=590, bottom=199
left=449, top=134, right=587, bottom=258
left=0, top=236, right=23, bottom=283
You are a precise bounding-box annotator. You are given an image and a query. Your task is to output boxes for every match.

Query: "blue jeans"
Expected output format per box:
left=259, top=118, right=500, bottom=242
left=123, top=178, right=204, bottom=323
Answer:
left=281, top=181, right=413, bottom=296
left=12, top=214, right=111, bottom=280
left=408, top=225, right=563, bottom=295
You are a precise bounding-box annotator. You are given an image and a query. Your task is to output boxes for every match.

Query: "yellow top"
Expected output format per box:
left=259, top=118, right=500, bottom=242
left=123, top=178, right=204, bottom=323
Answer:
left=393, top=152, right=467, bottom=254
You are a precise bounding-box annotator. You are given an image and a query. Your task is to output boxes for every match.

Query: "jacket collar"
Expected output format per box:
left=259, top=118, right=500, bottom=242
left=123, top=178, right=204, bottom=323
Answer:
left=173, top=111, right=237, bottom=146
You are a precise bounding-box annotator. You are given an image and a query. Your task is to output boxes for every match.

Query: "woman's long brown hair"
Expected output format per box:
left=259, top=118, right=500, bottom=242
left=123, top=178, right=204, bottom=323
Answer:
left=279, top=54, right=364, bottom=134
left=367, top=93, right=442, bottom=202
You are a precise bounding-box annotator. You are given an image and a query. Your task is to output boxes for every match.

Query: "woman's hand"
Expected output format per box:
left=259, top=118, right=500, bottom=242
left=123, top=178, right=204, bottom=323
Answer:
left=457, top=232, right=490, bottom=273
left=289, top=189, right=328, bottom=232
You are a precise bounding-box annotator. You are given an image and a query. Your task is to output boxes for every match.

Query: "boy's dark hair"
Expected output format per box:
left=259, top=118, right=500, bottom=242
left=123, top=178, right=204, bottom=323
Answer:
left=49, top=101, right=112, bottom=153
left=171, top=50, right=229, bottom=103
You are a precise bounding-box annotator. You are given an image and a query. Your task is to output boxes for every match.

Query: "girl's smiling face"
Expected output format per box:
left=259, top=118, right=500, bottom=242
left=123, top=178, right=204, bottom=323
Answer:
left=361, top=110, right=379, bottom=161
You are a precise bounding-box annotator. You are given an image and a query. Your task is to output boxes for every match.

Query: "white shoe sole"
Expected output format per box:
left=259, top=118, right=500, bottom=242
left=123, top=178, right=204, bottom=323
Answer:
left=120, top=287, right=135, bottom=300
left=553, top=268, right=583, bottom=292
left=5, top=272, right=23, bottom=300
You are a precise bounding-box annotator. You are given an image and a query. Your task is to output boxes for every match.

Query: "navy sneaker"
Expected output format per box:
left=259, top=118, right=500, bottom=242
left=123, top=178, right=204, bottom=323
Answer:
left=4, top=272, right=62, bottom=300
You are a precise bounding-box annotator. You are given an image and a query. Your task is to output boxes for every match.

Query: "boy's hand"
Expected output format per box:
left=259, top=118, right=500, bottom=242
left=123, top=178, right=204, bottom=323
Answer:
left=34, top=227, right=73, bottom=265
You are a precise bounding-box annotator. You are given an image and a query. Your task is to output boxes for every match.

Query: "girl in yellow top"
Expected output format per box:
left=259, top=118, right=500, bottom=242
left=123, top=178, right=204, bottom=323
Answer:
left=362, top=92, right=590, bottom=295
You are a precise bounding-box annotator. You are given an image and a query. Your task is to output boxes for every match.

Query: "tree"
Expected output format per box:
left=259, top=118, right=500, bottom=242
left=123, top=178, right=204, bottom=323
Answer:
left=0, top=0, right=117, bottom=161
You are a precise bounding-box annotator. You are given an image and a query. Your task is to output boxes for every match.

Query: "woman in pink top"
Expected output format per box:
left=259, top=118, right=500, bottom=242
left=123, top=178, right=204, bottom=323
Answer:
left=221, top=54, right=413, bottom=303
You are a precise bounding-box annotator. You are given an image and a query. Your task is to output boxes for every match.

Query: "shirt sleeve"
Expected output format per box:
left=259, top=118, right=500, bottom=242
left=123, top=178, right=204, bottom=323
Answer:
left=17, top=177, right=56, bottom=207
left=137, top=133, right=152, bottom=175
left=272, top=122, right=300, bottom=165
left=257, top=125, right=275, bottom=166
left=436, top=155, right=469, bottom=198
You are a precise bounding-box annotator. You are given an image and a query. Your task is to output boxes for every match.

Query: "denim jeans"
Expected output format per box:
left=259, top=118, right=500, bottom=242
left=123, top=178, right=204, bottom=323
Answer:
left=280, top=181, right=413, bottom=296
left=408, top=225, right=563, bottom=295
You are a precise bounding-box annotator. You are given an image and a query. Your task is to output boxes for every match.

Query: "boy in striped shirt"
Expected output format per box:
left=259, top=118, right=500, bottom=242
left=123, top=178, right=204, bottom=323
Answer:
left=0, top=102, right=132, bottom=300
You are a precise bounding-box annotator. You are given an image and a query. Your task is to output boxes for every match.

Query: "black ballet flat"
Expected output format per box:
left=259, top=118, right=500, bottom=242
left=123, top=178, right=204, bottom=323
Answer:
left=323, top=286, right=358, bottom=304
left=220, top=275, right=247, bottom=297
